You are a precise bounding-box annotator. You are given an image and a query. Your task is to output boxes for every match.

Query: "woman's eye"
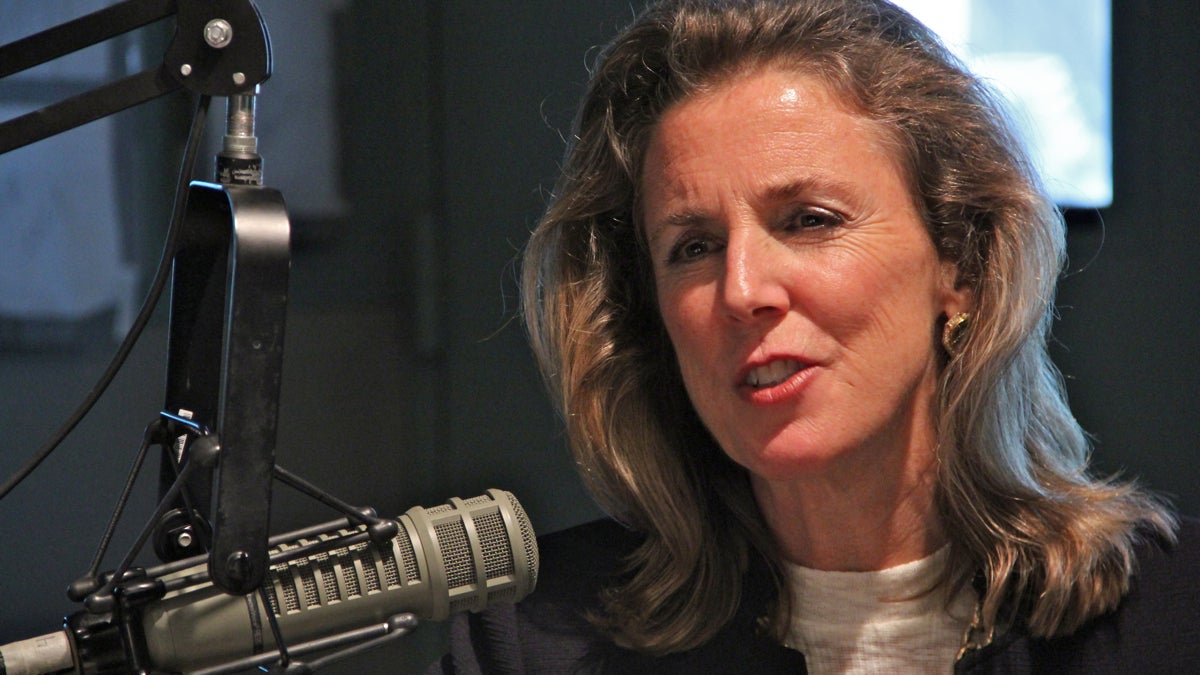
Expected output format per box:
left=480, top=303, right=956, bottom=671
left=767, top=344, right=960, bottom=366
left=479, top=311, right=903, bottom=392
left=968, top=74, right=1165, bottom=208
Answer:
left=668, top=235, right=719, bottom=263
left=785, top=208, right=844, bottom=231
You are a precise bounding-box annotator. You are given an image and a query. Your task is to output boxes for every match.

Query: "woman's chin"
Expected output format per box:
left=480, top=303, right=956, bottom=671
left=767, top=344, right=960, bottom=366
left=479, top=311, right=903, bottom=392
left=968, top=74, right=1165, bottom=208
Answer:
left=731, top=442, right=853, bottom=482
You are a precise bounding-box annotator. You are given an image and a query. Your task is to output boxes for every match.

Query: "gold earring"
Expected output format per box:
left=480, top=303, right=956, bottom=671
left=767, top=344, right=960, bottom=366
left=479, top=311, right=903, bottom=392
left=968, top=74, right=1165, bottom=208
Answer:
left=942, top=312, right=971, bottom=355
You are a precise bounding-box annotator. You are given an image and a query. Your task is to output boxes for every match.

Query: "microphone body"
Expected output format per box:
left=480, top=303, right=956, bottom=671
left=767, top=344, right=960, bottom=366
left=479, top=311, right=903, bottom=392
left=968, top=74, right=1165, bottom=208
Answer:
left=0, top=489, right=538, bottom=675
left=0, top=633, right=74, bottom=675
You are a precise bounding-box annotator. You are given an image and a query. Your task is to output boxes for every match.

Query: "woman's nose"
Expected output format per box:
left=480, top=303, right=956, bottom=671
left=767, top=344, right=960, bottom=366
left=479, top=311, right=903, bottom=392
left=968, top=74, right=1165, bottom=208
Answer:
left=721, top=230, right=790, bottom=322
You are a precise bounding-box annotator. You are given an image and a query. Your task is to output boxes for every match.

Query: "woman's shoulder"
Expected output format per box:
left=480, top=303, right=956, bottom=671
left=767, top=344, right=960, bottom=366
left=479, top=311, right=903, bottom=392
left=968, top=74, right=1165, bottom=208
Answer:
left=1060, top=515, right=1200, bottom=660
left=963, top=516, right=1200, bottom=673
left=430, top=518, right=803, bottom=673
left=429, top=518, right=641, bottom=674
left=1122, top=514, right=1200, bottom=617
left=520, top=517, right=642, bottom=629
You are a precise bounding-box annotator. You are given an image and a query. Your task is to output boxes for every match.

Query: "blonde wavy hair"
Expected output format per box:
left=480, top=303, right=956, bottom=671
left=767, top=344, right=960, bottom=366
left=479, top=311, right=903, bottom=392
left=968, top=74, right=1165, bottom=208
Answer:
left=522, top=0, right=1176, bottom=654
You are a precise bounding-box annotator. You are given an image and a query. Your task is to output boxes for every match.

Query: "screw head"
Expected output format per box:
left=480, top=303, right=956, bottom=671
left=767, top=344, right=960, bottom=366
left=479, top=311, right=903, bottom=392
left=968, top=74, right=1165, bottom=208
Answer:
left=204, top=19, right=233, bottom=49
left=225, top=551, right=254, bottom=584
left=180, top=63, right=192, bottom=76
left=232, top=72, right=247, bottom=86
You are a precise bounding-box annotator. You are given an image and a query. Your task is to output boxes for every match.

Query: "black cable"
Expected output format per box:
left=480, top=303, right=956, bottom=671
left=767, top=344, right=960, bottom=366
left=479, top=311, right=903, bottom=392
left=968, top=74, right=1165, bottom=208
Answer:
left=89, top=454, right=202, bottom=605
left=260, top=584, right=292, bottom=670
left=273, top=465, right=385, bottom=528
left=85, top=419, right=159, bottom=577
left=0, top=93, right=212, bottom=501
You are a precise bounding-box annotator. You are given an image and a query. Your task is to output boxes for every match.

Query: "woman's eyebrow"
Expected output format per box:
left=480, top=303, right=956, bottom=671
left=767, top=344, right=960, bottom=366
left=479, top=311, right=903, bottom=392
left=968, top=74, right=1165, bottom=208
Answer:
left=642, top=207, right=715, bottom=248
left=654, top=209, right=711, bottom=230
left=762, top=176, right=857, bottom=203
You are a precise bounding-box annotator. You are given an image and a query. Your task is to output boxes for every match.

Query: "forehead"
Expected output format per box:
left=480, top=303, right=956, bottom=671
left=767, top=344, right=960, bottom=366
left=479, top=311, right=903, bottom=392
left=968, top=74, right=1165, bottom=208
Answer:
left=654, top=65, right=897, bottom=156
left=640, top=66, right=913, bottom=213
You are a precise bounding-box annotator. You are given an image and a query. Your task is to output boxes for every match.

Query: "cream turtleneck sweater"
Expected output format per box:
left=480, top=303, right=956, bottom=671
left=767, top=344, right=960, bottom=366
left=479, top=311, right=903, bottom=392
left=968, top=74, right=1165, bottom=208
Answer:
left=782, top=547, right=977, bottom=674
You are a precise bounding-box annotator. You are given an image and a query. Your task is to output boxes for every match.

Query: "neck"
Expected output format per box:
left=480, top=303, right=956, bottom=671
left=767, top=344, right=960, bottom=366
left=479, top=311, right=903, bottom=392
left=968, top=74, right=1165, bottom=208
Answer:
left=752, top=422, right=944, bottom=571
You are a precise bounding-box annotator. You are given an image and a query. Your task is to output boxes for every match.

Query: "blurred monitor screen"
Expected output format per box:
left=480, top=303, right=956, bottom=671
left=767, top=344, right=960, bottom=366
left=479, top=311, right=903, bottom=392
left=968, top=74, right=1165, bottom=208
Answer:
left=893, top=0, right=1112, bottom=208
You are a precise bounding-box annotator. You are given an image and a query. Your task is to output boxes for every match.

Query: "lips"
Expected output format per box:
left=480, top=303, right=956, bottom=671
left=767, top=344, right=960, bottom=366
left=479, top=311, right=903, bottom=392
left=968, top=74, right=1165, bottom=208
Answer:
left=744, top=358, right=806, bottom=388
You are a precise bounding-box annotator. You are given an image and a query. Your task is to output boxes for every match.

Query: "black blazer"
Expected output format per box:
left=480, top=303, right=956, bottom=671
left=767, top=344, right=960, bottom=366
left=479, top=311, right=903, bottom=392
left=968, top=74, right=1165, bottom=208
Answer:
left=432, top=517, right=1200, bottom=673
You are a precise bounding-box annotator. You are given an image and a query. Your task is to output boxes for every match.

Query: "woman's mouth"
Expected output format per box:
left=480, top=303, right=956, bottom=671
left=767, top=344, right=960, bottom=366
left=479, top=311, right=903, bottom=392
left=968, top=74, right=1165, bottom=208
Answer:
left=744, top=359, right=806, bottom=388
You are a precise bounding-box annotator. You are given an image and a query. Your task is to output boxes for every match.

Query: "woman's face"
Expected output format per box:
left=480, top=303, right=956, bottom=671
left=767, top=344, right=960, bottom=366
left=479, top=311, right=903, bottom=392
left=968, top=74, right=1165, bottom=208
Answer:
left=641, top=67, right=968, bottom=482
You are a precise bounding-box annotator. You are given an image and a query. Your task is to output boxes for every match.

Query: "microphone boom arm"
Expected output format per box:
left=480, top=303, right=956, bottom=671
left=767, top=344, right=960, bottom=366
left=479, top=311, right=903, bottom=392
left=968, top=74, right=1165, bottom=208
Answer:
left=164, top=181, right=291, bottom=595
left=0, top=0, right=271, bottom=154
left=1, top=0, right=287, bottom=605
left=0, top=4, right=505, bottom=671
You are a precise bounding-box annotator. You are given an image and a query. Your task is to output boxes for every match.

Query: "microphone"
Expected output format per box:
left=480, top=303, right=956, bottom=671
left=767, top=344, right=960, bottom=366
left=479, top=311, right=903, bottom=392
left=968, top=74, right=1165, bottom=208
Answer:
left=0, top=489, right=538, bottom=674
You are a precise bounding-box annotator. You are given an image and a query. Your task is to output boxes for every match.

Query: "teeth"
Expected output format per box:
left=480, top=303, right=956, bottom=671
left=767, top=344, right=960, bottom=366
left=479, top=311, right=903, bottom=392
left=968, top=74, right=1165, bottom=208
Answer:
left=746, top=359, right=802, bottom=388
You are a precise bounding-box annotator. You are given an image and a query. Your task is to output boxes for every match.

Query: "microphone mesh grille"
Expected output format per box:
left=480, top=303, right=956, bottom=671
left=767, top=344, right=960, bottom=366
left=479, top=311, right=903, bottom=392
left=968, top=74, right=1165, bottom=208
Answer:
left=475, top=510, right=515, bottom=580
left=435, top=518, right=476, bottom=589
left=502, top=490, right=539, bottom=588
left=315, top=552, right=341, bottom=602
left=341, top=551, right=362, bottom=597
left=250, top=492, right=535, bottom=623
left=276, top=566, right=300, bottom=613
left=358, top=542, right=383, bottom=593
left=298, top=560, right=319, bottom=607
left=259, top=524, right=417, bottom=617
left=393, top=528, right=418, bottom=582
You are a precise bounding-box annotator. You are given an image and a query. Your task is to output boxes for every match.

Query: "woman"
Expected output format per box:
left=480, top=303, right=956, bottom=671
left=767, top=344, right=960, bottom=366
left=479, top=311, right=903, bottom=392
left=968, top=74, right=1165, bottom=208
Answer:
left=435, top=0, right=1197, bottom=672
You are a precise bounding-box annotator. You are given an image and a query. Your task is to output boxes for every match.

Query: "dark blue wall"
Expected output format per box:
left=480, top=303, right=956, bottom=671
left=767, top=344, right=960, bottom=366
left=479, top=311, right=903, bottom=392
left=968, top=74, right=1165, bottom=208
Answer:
left=1, top=2, right=1196, bottom=672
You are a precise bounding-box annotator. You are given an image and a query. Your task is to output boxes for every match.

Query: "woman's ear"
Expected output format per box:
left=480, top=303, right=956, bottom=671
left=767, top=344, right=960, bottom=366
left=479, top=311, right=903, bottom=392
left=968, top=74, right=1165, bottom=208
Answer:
left=938, top=259, right=973, bottom=318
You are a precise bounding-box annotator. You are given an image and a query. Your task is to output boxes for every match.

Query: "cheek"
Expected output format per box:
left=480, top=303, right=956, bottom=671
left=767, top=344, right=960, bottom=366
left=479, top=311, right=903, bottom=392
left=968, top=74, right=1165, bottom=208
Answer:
left=655, top=285, right=720, bottom=393
left=655, top=273, right=697, bottom=339
left=792, top=251, right=892, bottom=336
left=824, top=244, right=942, bottom=323
left=657, top=290, right=706, bottom=361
